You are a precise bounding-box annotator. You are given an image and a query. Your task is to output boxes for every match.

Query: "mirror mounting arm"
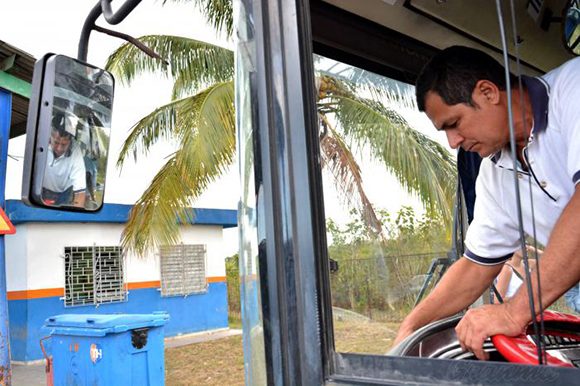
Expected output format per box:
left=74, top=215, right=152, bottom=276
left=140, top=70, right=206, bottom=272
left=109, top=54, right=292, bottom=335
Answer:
left=78, top=0, right=143, bottom=61
left=93, top=25, right=169, bottom=65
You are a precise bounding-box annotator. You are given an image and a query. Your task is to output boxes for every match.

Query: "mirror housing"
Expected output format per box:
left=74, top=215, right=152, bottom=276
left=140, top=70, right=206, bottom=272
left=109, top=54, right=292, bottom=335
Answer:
left=22, top=54, right=114, bottom=212
left=564, top=0, right=580, bottom=55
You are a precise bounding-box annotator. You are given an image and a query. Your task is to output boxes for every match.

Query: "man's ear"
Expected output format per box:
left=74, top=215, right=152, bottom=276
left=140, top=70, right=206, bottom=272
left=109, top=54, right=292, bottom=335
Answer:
left=473, top=80, right=501, bottom=105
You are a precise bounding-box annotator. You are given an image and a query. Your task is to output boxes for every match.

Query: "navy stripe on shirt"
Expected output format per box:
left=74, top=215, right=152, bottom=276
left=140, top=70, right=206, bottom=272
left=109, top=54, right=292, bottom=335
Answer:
left=573, top=170, right=580, bottom=185
left=465, top=248, right=514, bottom=265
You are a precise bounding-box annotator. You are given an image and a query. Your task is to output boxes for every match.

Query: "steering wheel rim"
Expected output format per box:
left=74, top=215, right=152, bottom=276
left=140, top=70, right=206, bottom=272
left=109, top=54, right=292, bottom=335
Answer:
left=491, top=310, right=580, bottom=367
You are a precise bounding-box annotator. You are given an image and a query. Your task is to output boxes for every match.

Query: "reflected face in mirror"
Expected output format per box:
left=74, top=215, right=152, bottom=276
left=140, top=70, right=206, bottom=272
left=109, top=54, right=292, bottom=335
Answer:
left=50, top=127, right=72, bottom=159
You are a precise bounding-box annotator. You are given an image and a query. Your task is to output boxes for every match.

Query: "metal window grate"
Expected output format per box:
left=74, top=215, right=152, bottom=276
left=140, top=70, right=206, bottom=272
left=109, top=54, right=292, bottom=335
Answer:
left=64, top=245, right=126, bottom=307
left=160, top=244, right=207, bottom=297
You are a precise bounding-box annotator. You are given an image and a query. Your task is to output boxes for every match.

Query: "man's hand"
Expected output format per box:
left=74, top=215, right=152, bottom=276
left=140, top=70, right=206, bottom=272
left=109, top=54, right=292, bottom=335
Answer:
left=455, top=303, right=526, bottom=360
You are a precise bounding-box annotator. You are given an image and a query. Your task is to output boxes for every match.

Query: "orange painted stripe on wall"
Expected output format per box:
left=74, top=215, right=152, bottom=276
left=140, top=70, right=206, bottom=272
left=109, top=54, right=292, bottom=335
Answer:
left=8, top=288, right=64, bottom=300
left=7, top=276, right=228, bottom=300
left=127, top=281, right=161, bottom=290
left=207, top=276, right=226, bottom=283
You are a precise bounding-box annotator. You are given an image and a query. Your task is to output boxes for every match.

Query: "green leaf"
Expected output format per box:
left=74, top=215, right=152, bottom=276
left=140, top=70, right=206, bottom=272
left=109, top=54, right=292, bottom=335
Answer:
left=121, top=82, right=236, bottom=256
left=329, top=93, right=456, bottom=219
left=106, top=35, right=234, bottom=95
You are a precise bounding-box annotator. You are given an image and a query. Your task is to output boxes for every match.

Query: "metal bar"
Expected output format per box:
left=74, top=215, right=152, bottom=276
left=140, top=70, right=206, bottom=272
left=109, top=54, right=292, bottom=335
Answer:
left=92, top=244, right=98, bottom=305
left=92, top=25, right=168, bottom=64
left=78, top=2, right=105, bottom=61
left=249, top=0, right=325, bottom=383
left=413, top=259, right=439, bottom=308
left=0, top=89, right=12, bottom=384
left=78, top=0, right=143, bottom=62
left=99, top=0, right=142, bottom=25
left=495, top=0, right=543, bottom=365
left=0, top=71, right=31, bottom=99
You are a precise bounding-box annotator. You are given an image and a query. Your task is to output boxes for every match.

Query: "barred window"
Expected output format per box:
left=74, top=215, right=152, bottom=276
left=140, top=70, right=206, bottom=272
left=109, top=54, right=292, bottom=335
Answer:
left=64, top=246, right=126, bottom=307
left=160, top=244, right=207, bottom=297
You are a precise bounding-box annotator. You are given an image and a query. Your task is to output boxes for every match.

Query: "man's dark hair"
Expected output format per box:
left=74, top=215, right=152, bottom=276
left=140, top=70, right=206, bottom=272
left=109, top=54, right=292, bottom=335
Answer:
left=51, top=113, right=74, bottom=139
left=415, top=46, right=517, bottom=111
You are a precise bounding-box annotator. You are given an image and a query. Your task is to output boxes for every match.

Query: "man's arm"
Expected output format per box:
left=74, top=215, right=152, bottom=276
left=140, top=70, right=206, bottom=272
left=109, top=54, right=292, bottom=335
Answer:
left=69, top=145, right=86, bottom=208
left=456, top=185, right=580, bottom=360
left=394, top=257, right=503, bottom=345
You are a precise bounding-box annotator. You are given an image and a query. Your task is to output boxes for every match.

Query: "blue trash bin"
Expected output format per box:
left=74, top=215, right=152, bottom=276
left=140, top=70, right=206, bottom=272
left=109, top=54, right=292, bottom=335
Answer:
left=44, top=313, right=169, bottom=386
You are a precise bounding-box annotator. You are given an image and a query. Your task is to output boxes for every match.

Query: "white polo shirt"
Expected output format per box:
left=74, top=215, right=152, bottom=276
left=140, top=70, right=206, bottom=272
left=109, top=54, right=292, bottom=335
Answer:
left=464, top=57, right=580, bottom=265
left=43, top=140, right=86, bottom=193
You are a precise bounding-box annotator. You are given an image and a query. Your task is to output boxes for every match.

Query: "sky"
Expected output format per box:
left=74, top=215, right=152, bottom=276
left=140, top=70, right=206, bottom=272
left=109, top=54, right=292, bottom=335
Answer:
left=1, top=0, right=454, bottom=255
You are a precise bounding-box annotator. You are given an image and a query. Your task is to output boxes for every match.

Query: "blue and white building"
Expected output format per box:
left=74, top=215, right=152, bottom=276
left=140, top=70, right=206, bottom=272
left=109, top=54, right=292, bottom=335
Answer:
left=5, top=200, right=236, bottom=362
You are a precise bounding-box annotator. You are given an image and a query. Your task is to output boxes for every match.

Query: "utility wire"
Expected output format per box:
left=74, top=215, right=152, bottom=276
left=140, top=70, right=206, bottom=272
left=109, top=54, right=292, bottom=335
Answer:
left=494, top=0, right=544, bottom=365
left=507, top=0, right=547, bottom=365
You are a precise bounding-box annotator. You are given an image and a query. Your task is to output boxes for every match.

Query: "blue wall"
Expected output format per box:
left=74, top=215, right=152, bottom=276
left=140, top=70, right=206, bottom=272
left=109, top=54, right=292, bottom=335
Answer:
left=6, top=200, right=237, bottom=228
left=9, top=282, right=228, bottom=362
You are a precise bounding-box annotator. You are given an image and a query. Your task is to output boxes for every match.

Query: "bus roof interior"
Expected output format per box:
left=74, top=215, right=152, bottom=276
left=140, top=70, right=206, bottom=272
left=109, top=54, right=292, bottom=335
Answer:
left=320, top=0, right=574, bottom=76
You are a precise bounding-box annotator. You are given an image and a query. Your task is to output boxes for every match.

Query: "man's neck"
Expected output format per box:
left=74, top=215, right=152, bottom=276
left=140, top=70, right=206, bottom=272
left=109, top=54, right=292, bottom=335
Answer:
left=511, top=88, right=534, bottom=164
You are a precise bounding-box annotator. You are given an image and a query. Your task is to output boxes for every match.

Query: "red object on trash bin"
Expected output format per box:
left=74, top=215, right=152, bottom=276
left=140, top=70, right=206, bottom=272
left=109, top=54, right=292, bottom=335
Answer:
left=40, top=336, right=53, bottom=386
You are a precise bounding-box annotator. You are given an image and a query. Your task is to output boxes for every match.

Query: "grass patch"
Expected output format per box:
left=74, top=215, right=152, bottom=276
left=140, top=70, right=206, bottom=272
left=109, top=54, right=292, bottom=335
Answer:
left=334, top=320, right=400, bottom=354
left=163, top=319, right=399, bottom=385
left=165, top=335, right=244, bottom=386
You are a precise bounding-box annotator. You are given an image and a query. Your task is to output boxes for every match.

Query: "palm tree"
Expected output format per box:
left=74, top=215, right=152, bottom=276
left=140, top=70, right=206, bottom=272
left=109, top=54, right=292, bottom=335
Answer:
left=106, top=6, right=455, bottom=257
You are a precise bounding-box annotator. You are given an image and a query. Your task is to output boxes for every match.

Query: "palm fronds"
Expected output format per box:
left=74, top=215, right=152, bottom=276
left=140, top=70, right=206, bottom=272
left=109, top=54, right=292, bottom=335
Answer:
left=320, top=117, right=385, bottom=239
left=106, top=35, right=234, bottom=94
left=328, top=93, right=456, bottom=219
left=121, top=82, right=235, bottom=255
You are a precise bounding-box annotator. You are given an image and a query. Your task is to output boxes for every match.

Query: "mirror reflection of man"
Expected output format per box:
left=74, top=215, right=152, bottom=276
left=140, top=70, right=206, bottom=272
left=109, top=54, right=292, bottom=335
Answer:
left=42, top=113, right=86, bottom=207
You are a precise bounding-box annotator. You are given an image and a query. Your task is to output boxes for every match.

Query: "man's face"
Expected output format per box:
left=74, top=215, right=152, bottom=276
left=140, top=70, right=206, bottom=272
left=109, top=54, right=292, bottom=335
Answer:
left=50, top=131, right=72, bottom=158
left=423, top=83, right=508, bottom=158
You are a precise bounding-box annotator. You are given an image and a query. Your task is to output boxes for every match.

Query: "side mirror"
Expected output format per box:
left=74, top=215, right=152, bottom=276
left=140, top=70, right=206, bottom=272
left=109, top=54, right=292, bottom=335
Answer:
left=564, top=0, right=580, bottom=55
left=22, top=54, right=114, bottom=212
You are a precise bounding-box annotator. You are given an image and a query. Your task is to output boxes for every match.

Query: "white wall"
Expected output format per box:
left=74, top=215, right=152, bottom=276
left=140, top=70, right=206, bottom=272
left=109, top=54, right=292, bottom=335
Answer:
left=4, top=225, right=28, bottom=291
left=5, top=222, right=227, bottom=292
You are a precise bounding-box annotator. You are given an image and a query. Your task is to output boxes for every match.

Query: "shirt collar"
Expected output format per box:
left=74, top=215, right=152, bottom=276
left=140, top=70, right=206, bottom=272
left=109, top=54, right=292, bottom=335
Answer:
left=490, top=75, right=550, bottom=165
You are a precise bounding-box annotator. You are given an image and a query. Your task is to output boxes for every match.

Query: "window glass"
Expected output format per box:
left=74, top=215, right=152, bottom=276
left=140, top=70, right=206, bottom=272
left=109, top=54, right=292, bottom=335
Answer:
left=160, top=244, right=207, bottom=296
left=64, top=245, right=126, bottom=306
left=314, top=55, right=456, bottom=355
left=234, top=0, right=268, bottom=383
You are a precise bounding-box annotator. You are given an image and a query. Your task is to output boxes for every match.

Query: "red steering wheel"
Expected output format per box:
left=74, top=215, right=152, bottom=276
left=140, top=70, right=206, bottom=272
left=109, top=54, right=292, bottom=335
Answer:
left=491, top=311, right=580, bottom=367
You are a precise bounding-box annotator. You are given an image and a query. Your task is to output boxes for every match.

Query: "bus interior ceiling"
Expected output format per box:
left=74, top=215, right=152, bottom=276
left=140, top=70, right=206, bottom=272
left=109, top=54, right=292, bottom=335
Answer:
left=319, top=0, right=574, bottom=76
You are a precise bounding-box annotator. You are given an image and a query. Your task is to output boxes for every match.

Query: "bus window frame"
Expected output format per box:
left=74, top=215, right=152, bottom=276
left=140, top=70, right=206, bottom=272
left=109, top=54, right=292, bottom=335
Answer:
left=243, top=0, right=580, bottom=384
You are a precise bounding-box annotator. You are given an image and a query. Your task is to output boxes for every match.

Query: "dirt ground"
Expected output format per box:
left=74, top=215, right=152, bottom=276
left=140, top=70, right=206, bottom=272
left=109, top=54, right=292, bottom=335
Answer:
left=334, top=320, right=400, bottom=354
left=164, top=319, right=397, bottom=385
left=166, top=335, right=245, bottom=386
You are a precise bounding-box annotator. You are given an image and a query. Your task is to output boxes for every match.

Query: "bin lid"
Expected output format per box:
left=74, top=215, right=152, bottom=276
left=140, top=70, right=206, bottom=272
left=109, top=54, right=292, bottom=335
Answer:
left=44, top=313, right=169, bottom=337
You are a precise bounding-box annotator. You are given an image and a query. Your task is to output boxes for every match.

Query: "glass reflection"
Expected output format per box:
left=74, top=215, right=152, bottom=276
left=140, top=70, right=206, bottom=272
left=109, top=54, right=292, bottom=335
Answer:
left=234, top=0, right=268, bottom=384
left=314, top=54, right=456, bottom=354
left=41, top=55, right=113, bottom=210
left=565, top=0, right=580, bottom=55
